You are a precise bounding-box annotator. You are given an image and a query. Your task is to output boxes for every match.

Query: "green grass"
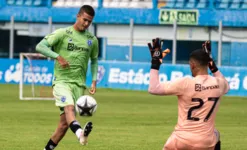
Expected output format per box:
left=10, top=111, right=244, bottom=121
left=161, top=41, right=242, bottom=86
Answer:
left=0, top=84, right=247, bottom=150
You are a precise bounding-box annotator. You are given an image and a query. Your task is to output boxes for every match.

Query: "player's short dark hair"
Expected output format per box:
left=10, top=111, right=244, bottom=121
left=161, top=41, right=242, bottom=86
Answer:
left=78, top=5, right=95, bottom=17
left=189, top=49, right=211, bottom=66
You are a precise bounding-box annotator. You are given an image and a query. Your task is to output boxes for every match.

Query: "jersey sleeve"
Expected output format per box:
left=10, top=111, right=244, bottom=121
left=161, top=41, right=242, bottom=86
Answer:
left=162, top=77, right=189, bottom=95
left=44, top=28, right=64, bottom=47
left=213, top=71, right=229, bottom=94
left=36, top=39, right=59, bottom=59
left=90, top=37, right=99, bottom=81
left=91, top=37, right=99, bottom=59
left=148, top=69, right=189, bottom=96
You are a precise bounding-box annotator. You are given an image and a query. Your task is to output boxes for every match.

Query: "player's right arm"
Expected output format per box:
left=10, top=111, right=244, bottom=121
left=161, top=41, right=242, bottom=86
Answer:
left=147, top=38, right=187, bottom=96
left=35, top=39, right=59, bottom=59
left=202, top=41, right=229, bottom=94
left=148, top=69, right=188, bottom=95
left=36, top=28, right=69, bottom=68
left=36, top=28, right=64, bottom=59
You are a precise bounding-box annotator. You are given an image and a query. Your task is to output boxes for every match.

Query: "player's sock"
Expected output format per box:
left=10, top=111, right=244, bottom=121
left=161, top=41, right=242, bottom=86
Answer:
left=214, top=141, right=221, bottom=150
left=69, top=120, right=83, bottom=139
left=44, top=139, right=57, bottom=150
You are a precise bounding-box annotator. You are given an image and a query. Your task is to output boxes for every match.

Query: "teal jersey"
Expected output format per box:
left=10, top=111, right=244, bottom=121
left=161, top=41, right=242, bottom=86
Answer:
left=44, top=26, right=98, bottom=87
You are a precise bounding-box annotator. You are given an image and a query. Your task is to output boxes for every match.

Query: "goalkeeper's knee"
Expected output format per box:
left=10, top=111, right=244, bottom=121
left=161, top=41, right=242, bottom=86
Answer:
left=214, top=141, right=221, bottom=150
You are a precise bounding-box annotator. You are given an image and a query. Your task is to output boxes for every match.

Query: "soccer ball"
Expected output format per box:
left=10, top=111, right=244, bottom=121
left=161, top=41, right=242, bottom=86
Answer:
left=76, top=95, right=97, bottom=116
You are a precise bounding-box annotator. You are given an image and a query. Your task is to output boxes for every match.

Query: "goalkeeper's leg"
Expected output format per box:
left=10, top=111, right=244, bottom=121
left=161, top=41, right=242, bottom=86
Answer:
left=214, top=129, right=221, bottom=150
left=214, top=141, right=221, bottom=150
left=44, top=113, right=68, bottom=150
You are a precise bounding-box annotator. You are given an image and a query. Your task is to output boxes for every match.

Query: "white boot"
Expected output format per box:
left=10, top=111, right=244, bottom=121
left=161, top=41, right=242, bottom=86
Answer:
left=79, top=122, right=93, bottom=145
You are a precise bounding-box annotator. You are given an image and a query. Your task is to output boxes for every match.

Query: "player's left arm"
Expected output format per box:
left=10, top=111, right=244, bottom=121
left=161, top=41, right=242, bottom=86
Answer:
left=89, top=37, right=99, bottom=95
left=202, top=41, right=229, bottom=94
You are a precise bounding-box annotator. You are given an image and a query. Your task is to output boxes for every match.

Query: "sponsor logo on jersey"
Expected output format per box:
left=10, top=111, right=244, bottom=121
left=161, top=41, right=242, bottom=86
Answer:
left=195, top=84, right=219, bottom=92
left=87, top=40, right=92, bottom=46
left=97, top=65, right=105, bottom=84
left=67, top=43, right=74, bottom=51
left=195, top=84, right=201, bottom=91
left=67, top=43, right=89, bottom=52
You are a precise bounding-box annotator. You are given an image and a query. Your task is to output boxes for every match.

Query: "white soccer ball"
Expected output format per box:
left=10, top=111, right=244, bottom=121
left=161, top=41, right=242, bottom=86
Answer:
left=76, top=95, right=97, bottom=116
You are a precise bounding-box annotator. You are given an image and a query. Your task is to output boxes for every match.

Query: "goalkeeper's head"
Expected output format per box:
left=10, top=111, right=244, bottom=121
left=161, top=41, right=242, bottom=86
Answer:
left=75, top=5, right=95, bottom=31
left=189, top=49, right=211, bottom=77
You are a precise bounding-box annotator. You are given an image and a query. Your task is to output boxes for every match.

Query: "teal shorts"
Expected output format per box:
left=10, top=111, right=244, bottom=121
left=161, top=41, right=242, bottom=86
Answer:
left=53, top=82, right=85, bottom=114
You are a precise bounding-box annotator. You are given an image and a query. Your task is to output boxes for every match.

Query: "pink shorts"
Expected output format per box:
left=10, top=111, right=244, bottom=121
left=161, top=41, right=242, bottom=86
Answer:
left=163, top=133, right=216, bottom=150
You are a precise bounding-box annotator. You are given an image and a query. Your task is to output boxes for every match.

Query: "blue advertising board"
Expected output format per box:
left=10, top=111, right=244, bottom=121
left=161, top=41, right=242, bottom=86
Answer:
left=89, top=61, right=247, bottom=97
left=0, top=58, right=54, bottom=86
left=0, top=59, right=246, bottom=97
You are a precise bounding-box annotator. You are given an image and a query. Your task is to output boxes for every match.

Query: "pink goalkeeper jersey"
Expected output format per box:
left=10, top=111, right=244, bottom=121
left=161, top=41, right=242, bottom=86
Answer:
left=148, top=69, right=229, bottom=148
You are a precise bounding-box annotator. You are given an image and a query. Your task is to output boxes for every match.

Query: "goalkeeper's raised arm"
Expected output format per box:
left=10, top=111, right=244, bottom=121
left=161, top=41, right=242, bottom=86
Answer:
left=202, top=41, right=229, bottom=94
left=147, top=38, right=183, bottom=96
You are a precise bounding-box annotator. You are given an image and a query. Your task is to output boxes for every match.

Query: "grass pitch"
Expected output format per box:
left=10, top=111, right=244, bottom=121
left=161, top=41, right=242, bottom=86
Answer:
left=0, top=84, right=247, bottom=150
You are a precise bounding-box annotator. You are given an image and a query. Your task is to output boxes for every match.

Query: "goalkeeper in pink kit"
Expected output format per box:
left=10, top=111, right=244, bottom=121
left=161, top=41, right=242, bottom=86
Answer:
left=148, top=39, right=229, bottom=150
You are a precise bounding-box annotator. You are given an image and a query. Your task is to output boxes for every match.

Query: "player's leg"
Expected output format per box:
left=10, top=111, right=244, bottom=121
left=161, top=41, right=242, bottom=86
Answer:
left=44, top=112, right=68, bottom=150
left=163, top=132, right=177, bottom=150
left=52, top=83, right=88, bottom=145
left=44, top=83, right=71, bottom=150
left=214, top=129, right=221, bottom=150
left=73, top=84, right=93, bottom=145
left=54, top=83, right=92, bottom=145
left=163, top=132, right=206, bottom=150
left=64, top=105, right=93, bottom=145
left=214, top=142, right=220, bottom=150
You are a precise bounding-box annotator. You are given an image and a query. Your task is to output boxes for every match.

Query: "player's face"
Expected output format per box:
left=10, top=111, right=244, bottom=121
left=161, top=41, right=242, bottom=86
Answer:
left=77, top=12, right=94, bottom=31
